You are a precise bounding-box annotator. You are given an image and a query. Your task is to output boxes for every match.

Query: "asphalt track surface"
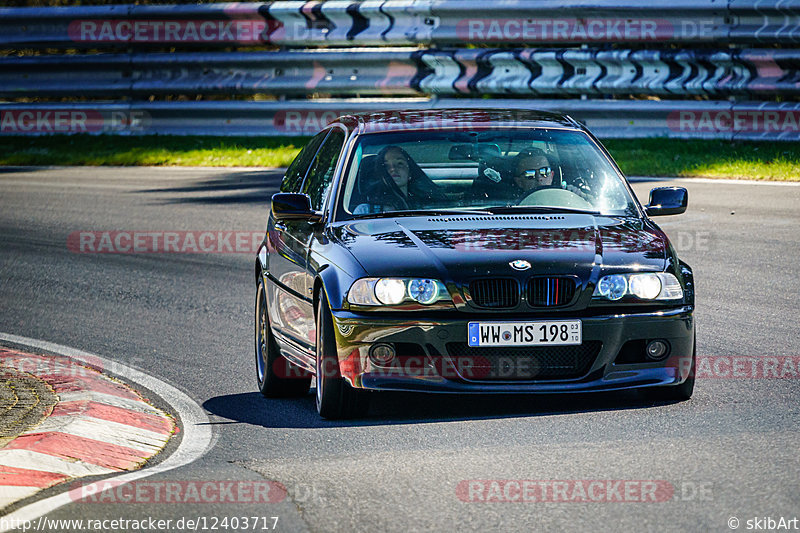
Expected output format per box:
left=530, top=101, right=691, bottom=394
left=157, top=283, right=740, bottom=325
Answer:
left=0, top=167, right=798, bottom=532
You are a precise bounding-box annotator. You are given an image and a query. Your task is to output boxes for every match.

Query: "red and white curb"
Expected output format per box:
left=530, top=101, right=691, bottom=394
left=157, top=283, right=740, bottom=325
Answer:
left=0, top=334, right=210, bottom=532
left=0, top=347, right=175, bottom=510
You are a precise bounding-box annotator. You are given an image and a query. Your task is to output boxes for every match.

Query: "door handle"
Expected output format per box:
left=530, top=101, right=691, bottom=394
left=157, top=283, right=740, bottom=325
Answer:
left=275, top=221, right=287, bottom=231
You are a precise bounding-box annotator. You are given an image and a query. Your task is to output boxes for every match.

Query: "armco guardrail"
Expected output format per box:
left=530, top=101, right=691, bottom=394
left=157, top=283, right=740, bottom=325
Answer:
left=2, top=0, right=799, bottom=48
left=2, top=47, right=798, bottom=98
left=0, top=49, right=420, bottom=98
left=416, top=48, right=795, bottom=97
left=1, top=1, right=798, bottom=142
left=3, top=99, right=800, bottom=141
left=730, top=0, right=800, bottom=43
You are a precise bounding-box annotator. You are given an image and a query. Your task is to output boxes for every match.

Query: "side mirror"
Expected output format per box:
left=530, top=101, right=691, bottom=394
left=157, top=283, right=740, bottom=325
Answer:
left=646, top=187, right=687, bottom=216
left=271, top=193, right=323, bottom=223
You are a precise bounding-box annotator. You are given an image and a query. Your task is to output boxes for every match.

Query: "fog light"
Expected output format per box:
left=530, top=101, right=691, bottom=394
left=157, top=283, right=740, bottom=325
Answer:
left=369, top=343, right=396, bottom=366
left=646, top=340, right=670, bottom=361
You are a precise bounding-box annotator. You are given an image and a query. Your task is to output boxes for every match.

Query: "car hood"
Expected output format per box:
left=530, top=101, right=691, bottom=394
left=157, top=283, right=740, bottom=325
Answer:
left=332, top=214, right=667, bottom=281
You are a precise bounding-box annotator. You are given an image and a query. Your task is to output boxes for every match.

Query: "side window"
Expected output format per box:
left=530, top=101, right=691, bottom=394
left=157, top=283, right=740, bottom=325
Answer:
left=280, top=130, right=328, bottom=193
left=302, top=129, right=345, bottom=211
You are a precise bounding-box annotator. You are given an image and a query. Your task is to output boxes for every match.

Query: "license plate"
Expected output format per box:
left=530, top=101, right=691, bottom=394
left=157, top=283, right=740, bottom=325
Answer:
left=468, top=320, right=582, bottom=347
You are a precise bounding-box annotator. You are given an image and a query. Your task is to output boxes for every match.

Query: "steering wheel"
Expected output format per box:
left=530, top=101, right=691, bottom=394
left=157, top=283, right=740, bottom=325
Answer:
left=517, top=187, right=594, bottom=210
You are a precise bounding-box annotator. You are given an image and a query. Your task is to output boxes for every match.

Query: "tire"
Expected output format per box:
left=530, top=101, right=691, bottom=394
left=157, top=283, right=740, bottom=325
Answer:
left=315, top=293, right=369, bottom=419
left=255, top=276, right=311, bottom=397
left=646, top=335, right=696, bottom=402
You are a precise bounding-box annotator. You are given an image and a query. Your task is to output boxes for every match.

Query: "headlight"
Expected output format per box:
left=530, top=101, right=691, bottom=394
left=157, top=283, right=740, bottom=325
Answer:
left=593, top=272, right=683, bottom=301
left=347, top=278, right=380, bottom=305
left=597, top=274, right=627, bottom=300
left=408, top=279, right=439, bottom=304
left=629, top=273, right=662, bottom=299
left=347, top=278, right=449, bottom=306
left=375, top=279, right=406, bottom=305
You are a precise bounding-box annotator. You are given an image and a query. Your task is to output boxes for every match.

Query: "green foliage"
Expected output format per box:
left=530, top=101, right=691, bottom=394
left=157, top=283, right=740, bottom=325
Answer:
left=603, top=138, right=800, bottom=181
left=1, top=135, right=798, bottom=181
left=0, top=135, right=309, bottom=167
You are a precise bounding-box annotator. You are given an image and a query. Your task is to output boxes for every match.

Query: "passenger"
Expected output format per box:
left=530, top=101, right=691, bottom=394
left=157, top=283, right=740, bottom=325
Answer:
left=355, top=145, right=445, bottom=213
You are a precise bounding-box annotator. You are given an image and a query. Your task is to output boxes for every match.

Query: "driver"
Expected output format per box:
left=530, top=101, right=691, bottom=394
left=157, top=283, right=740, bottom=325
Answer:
left=468, top=147, right=595, bottom=206
left=511, top=148, right=556, bottom=198
left=509, top=147, right=593, bottom=204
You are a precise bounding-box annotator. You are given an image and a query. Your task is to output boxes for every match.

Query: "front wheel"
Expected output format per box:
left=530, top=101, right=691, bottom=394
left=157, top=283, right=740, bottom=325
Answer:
left=255, top=276, right=311, bottom=397
left=315, top=293, right=369, bottom=419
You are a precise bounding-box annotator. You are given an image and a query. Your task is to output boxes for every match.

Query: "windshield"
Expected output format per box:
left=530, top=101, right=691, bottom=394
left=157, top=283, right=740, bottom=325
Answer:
left=337, top=128, right=639, bottom=219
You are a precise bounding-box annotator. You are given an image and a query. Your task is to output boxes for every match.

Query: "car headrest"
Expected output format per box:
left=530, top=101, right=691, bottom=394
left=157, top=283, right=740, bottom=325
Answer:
left=354, top=153, right=378, bottom=199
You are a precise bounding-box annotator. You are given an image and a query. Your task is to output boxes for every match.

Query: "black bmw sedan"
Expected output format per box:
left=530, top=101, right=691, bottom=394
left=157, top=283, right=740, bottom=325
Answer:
left=255, top=109, right=695, bottom=419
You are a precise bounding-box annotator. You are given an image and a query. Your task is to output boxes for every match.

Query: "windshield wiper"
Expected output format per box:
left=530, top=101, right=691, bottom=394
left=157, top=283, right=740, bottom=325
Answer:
left=485, top=205, right=601, bottom=215
left=349, top=208, right=494, bottom=220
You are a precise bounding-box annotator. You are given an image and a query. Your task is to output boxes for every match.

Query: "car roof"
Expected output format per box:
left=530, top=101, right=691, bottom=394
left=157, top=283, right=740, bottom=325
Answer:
left=331, top=108, right=584, bottom=135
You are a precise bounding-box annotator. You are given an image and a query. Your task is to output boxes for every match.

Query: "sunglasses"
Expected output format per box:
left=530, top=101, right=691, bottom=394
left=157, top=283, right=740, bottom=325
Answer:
left=517, top=167, right=552, bottom=180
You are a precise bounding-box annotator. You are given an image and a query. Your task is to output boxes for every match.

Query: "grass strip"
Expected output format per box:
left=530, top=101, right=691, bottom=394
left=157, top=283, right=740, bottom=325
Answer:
left=1, top=135, right=799, bottom=181
left=0, top=135, right=307, bottom=168
left=603, top=138, right=800, bottom=181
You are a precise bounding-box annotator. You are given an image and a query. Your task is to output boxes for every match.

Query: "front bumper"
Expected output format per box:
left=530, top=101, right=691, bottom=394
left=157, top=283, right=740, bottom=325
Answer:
left=330, top=306, right=694, bottom=393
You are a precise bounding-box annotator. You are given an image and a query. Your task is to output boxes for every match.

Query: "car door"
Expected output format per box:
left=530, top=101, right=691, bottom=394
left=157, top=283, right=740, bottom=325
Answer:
left=266, top=129, right=329, bottom=352
left=296, top=126, right=347, bottom=325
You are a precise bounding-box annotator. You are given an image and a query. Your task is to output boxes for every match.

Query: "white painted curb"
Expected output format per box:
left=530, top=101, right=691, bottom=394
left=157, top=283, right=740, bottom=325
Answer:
left=0, top=333, right=213, bottom=532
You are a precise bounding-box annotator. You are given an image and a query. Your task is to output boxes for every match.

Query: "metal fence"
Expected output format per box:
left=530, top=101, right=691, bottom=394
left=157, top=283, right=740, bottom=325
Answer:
left=3, top=47, right=799, bottom=98
left=1, top=1, right=798, bottom=139
left=3, top=99, right=799, bottom=141
left=3, top=1, right=800, bottom=48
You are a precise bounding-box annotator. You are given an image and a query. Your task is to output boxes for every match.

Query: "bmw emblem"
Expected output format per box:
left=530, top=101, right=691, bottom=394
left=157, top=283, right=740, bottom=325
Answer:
left=510, top=259, right=531, bottom=271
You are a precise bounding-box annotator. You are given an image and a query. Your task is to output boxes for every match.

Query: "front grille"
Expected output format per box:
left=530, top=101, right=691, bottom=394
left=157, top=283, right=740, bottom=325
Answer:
left=445, top=341, right=602, bottom=381
left=469, top=279, right=519, bottom=308
left=527, top=277, right=577, bottom=307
